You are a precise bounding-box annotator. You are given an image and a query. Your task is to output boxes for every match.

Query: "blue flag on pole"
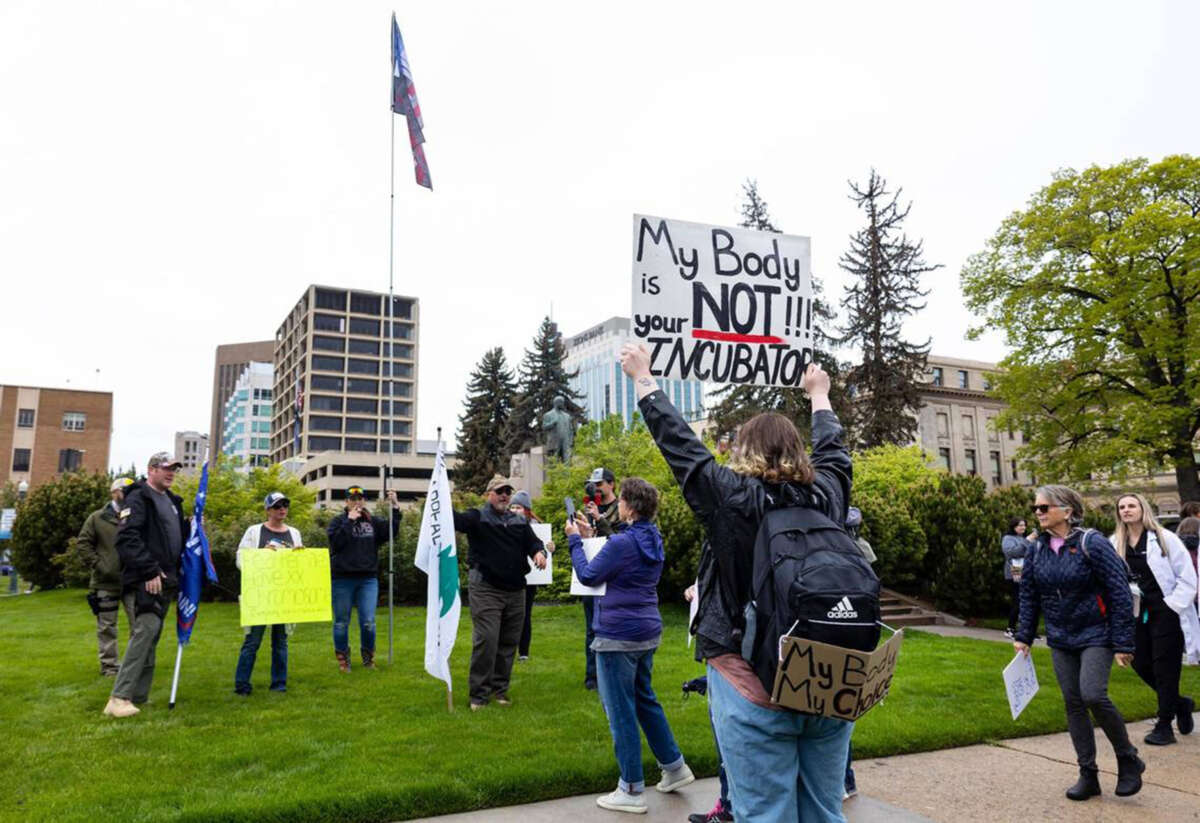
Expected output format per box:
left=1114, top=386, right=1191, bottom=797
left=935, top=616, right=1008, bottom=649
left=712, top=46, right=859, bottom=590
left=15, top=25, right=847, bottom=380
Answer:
left=177, top=461, right=218, bottom=645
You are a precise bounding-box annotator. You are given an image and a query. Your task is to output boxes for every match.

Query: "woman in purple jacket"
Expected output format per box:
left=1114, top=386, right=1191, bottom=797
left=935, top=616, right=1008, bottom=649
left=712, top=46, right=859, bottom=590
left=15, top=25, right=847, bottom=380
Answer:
left=567, top=477, right=694, bottom=815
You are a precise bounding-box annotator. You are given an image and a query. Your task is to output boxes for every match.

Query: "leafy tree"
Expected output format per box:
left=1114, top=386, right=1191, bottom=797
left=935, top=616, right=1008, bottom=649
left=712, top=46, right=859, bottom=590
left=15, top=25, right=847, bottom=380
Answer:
left=10, top=471, right=109, bottom=589
left=708, top=179, right=852, bottom=440
left=505, top=316, right=585, bottom=457
left=962, top=155, right=1200, bottom=502
left=455, top=347, right=518, bottom=493
left=851, top=445, right=938, bottom=588
left=838, top=169, right=939, bottom=449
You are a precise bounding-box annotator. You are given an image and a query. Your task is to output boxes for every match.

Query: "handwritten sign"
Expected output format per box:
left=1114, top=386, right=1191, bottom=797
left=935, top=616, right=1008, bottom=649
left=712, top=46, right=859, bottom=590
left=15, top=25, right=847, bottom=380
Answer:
left=771, top=629, right=903, bottom=720
left=631, top=214, right=813, bottom=387
left=569, top=537, right=607, bottom=596
left=1003, top=651, right=1039, bottom=720
left=525, top=523, right=553, bottom=586
left=239, top=548, right=332, bottom=626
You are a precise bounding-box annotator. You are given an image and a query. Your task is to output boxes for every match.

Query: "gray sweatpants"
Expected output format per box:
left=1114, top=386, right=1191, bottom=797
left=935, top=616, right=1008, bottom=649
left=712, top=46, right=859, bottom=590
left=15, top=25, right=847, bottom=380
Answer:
left=1051, top=646, right=1137, bottom=770
left=94, top=589, right=135, bottom=675
left=467, top=570, right=526, bottom=704
left=111, top=593, right=171, bottom=704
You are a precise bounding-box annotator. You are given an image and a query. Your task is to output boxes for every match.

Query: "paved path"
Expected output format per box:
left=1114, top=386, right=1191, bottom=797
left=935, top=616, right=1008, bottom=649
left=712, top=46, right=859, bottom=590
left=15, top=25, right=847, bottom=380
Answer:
left=910, top=624, right=1047, bottom=646
left=409, top=713, right=1199, bottom=822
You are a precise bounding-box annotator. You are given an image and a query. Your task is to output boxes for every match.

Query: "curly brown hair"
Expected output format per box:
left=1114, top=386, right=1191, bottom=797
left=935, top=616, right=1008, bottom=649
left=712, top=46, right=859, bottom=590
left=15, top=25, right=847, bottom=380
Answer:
left=727, top=412, right=815, bottom=485
left=619, top=477, right=659, bottom=521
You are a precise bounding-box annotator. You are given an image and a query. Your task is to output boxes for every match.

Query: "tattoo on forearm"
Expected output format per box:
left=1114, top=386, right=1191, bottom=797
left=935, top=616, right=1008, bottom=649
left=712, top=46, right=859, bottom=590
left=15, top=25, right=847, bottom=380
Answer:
left=637, top=378, right=654, bottom=388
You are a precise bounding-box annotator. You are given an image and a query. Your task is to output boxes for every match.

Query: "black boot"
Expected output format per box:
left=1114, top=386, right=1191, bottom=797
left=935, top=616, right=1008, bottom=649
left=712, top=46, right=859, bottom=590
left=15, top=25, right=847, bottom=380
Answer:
left=1144, top=719, right=1176, bottom=746
left=1177, top=696, right=1195, bottom=735
left=1114, top=754, right=1145, bottom=797
left=1065, top=768, right=1101, bottom=801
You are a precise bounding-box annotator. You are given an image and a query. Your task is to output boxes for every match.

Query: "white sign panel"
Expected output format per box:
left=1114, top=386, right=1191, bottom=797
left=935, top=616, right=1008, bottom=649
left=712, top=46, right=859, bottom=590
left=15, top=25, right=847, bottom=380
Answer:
left=525, top=523, right=553, bottom=586
left=687, top=578, right=700, bottom=647
left=631, top=214, right=814, bottom=387
left=569, top=537, right=608, bottom=597
left=0, top=508, right=15, bottom=541
left=1003, top=651, right=1039, bottom=720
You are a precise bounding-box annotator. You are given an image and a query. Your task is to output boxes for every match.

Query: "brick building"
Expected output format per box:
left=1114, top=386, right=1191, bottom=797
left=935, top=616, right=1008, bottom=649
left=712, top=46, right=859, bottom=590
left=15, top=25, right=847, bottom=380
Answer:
left=0, top=385, right=113, bottom=490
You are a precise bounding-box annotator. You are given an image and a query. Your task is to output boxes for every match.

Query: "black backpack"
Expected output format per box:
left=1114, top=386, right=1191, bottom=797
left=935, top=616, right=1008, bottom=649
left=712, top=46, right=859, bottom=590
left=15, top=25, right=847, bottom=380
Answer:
left=741, top=505, right=882, bottom=698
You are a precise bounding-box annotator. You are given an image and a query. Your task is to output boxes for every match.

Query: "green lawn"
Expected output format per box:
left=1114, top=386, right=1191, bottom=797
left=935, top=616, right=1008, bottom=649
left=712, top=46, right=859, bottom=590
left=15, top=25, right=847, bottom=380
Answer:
left=2, top=591, right=1197, bottom=823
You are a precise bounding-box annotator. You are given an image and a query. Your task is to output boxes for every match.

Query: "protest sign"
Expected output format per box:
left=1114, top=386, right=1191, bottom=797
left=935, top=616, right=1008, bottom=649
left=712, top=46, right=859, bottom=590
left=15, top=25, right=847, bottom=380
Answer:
left=239, top=548, right=332, bottom=626
left=631, top=214, right=813, bottom=387
left=687, top=578, right=699, bottom=647
left=1003, top=650, right=1039, bottom=720
left=525, top=522, right=553, bottom=585
left=0, top=508, right=14, bottom=540
left=771, top=629, right=902, bottom=720
left=569, top=537, right=607, bottom=596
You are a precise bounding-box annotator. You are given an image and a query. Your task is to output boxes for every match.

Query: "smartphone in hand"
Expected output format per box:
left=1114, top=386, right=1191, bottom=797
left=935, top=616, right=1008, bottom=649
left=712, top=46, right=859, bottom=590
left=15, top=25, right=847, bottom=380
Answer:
left=565, top=497, right=576, bottom=522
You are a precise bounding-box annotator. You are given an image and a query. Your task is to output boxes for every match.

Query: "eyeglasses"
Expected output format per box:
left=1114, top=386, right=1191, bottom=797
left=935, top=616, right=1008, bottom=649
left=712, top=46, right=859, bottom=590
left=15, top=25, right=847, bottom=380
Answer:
left=1030, top=504, right=1053, bottom=514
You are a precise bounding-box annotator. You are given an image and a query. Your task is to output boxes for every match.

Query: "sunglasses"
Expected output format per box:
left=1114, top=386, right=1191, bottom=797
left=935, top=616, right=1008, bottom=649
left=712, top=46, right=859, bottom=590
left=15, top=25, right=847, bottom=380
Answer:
left=1030, top=504, right=1054, bottom=514
left=493, top=488, right=513, bottom=496
left=269, top=503, right=289, bottom=510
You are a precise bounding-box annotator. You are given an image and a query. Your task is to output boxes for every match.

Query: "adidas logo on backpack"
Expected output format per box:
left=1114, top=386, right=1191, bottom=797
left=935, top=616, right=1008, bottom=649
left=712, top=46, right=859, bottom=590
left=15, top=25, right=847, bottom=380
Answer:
left=827, top=596, right=858, bottom=619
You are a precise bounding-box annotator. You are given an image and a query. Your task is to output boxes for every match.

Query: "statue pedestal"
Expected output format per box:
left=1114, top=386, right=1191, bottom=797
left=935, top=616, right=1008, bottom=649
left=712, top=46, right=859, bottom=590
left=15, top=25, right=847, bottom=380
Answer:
left=510, top=446, right=546, bottom=501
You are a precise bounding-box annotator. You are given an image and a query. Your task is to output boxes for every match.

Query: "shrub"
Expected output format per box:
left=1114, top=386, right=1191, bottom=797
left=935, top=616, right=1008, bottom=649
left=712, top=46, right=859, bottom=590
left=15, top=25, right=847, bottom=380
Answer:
left=10, top=471, right=109, bottom=590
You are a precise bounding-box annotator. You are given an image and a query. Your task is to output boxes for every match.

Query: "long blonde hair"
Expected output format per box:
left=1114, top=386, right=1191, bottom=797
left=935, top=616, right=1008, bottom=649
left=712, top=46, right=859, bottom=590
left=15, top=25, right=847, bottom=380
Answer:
left=1112, top=492, right=1167, bottom=559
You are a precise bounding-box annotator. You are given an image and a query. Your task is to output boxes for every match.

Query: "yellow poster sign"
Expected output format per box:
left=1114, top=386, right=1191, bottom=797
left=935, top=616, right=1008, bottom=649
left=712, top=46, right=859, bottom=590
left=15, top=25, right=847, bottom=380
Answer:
left=239, top=548, right=332, bottom=626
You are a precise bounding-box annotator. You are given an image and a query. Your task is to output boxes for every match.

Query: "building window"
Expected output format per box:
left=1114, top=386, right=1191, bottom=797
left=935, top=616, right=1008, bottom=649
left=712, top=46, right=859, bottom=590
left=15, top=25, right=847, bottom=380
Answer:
left=311, top=355, right=344, bottom=373
left=315, top=288, right=347, bottom=311
left=957, top=370, right=969, bottom=389
left=313, top=313, right=345, bottom=333
left=310, top=375, right=344, bottom=393
left=348, top=358, right=379, bottom=375
left=309, top=395, right=343, bottom=412
left=12, top=448, right=31, bottom=472
left=937, top=447, right=950, bottom=470
left=390, top=381, right=413, bottom=398
left=345, top=418, right=378, bottom=434
left=347, top=378, right=379, bottom=395
left=389, top=363, right=414, bottom=378
left=346, top=397, right=377, bottom=414
left=989, top=451, right=1002, bottom=486
left=936, top=412, right=949, bottom=437
left=350, top=292, right=381, bottom=315
left=348, top=338, right=379, bottom=356
left=349, top=317, right=380, bottom=336
left=987, top=417, right=1000, bottom=442
left=382, top=420, right=411, bottom=436
left=62, top=412, right=86, bottom=431
left=1011, top=458, right=1019, bottom=480
left=931, top=367, right=943, bottom=387
left=308, top=436, right=342, bottom=451
left=58, top=448, right=84, bottom=472
left=389, top=298, right=414, bottom=319
left=17, top=408, right=34, bottom=428
left=384, top=401, right=412, bottom=417
left=345, top=437, right=378, bottom=452
left=310, top=416, right=342, bottom=432
left=605, top=384, right=611, bottom=417
left=961, top=414, right=974, bottom=439
left=313, top=335, right=345, bottom=352
left=389, top=322, right=413, bottom=339
left=964, top=448, right=977, bottom=476
left=983, top=375, right=994, bottom=391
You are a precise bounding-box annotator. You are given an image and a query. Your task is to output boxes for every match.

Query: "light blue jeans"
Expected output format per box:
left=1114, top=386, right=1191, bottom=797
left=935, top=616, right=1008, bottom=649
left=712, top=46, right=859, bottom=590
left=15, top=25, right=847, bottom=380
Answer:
left=596, top=648, right=685, bottom=793
left=708, top=663, right=853, bottom=822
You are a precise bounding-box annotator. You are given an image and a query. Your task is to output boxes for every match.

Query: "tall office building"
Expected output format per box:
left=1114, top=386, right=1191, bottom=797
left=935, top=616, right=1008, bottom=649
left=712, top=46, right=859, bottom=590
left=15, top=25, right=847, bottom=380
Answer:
left=564, top=316, right=706, bottom=427
left=1, top=385, right=112, bottom=490
left=173, top=431, right=208, bottom=473
left=210, top=340, right=274, bottom=457
left=220, top=362, right=273, bottom=470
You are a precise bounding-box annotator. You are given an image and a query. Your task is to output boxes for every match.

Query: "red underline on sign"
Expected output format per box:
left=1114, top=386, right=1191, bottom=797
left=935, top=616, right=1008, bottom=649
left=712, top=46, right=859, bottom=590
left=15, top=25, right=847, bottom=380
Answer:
left=691, top=329, right=784, bottom=344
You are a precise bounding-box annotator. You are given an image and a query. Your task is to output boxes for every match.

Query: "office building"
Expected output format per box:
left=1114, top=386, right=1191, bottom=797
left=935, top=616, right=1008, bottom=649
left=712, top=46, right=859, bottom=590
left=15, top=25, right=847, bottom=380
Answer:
left=564, top=316, right=706, bottom=427
left=210, top=340, right=274, bottom=458
left=220, top=361, right=274, bottom=470
left=1, top=385, right=112, bottom=490
left=173, top=431, right=208, bottom=473
left=300, top=439, right=457, bottom=506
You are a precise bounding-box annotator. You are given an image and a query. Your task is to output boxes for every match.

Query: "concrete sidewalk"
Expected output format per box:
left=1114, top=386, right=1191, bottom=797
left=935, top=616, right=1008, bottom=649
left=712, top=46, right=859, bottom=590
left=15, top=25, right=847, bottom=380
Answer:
left=410, top=713, right=1199, bottom=822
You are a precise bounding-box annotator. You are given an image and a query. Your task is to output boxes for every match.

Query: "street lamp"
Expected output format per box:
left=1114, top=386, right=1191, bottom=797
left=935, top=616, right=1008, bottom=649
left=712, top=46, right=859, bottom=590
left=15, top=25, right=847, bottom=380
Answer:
left=17, top=480, right=28, bottom=502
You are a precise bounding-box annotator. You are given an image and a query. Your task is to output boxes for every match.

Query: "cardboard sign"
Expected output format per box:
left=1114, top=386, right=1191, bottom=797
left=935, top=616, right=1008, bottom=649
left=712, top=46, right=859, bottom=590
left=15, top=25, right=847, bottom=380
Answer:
left=631, top=214, right=813, bottom=387
left=569, top=537, right=607, bottom=596
left=238, top=548, right=332, bottom=626
left=525, top=523, right=553, bottom=586
left=1003, top=651, right=1039, bottom=720
left=771, top=629, right=903, bottom=720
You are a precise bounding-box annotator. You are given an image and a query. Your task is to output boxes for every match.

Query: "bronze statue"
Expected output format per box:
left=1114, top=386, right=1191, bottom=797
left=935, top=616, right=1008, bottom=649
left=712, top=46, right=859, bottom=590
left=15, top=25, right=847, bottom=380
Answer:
left=542, top=395, right=575, bottom=462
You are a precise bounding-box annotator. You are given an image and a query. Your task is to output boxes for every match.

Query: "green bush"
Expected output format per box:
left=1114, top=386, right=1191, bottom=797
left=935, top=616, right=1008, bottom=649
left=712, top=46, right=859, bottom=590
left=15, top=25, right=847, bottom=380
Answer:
left=10, top=471, right=109, bottom=590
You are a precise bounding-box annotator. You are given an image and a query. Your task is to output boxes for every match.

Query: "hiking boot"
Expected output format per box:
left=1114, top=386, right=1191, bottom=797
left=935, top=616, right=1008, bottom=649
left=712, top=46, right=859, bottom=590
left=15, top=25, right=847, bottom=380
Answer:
left=688, top=800, right=733, bottom=822
left=1114, top=754, right=1145, bottom=797
left=656, top=763, right=695, bottom=793
left=1144, top=720, right=1176, bottom=746
left=596, top=788, right=647, bottom=814
left=102, top=697, right=140, bottom=718
left=1177, top=696, right=1195, bottom=735
left=361, top=649, right=376, bottom=670
left=1065, top=768, right=1100, bottom=801
left=335, top=650, right=351, bottom=673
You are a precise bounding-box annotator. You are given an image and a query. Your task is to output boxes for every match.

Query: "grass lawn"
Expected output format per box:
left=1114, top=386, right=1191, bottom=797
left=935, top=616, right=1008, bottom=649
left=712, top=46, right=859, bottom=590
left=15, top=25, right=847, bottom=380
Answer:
left=2, top=590, right=1198, bottom=823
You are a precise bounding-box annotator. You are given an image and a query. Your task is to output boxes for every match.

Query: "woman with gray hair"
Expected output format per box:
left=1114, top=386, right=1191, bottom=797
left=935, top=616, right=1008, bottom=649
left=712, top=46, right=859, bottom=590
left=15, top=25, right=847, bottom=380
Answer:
left=1014, top=484, right=1143, bottom=801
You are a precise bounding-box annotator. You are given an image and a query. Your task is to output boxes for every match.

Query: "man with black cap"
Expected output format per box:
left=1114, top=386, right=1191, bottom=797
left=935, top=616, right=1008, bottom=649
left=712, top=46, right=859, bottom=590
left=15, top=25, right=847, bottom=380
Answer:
left=234, top=492, right=304, bottom=695
left=580, top=466, right=620, bottom=689
left=326, top=485, right=401, bottom=672
left=453, top=474, right=548, bottom=710
left=77, top=476, right=135, bottom=676
left=103, top=452, right=188, bottom=718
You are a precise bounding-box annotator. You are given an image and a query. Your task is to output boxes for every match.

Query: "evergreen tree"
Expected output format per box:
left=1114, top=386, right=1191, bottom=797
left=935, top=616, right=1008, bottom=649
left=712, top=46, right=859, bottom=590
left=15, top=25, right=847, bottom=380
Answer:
left=837, top=169, right=939, bottom=449
left=708, top=180, right=852, bottom=440
left=504, top=317, right=586, bottom=458
left=455, top=347, right=518, bottom=492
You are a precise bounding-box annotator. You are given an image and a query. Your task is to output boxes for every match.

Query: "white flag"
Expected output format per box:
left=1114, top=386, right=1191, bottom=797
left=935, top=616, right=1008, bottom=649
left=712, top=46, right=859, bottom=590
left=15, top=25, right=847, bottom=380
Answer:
left=414, top=441, right=460, bottom=688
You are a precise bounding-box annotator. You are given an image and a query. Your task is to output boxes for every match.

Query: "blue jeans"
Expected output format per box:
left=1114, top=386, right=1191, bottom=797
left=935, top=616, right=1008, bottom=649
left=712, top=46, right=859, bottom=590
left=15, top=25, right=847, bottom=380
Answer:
left=709, top=704, right=731, bottom=811
left=596, top=648, right=685, bottom=793
left=708, top=663, right=853, bottom=822
left=235, top=624, right=287, bottom=692
left=332, top=576, right=378, bottom=655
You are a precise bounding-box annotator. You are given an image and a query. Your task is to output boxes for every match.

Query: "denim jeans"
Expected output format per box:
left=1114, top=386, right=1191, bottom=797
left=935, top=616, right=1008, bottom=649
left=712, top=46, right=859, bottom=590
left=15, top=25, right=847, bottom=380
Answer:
left=708, top=663, right=853, bottom=822
left=596, top=648, right=685, bottom=793
left=235, top=624, right=288, bottom=692
left=331, top=576, right=378, bottom=655
left=708, top=704, right=731, bottom=811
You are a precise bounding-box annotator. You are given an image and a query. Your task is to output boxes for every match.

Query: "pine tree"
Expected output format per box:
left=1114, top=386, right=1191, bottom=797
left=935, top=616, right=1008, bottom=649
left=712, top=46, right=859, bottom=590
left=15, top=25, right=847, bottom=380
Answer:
left=837, top=169, right=939, bottom=449
left=708, top=180, right=851, bottom=440
left=455, top=347, right=518, bottom=492
left=504, top=317, right=586, bottom=458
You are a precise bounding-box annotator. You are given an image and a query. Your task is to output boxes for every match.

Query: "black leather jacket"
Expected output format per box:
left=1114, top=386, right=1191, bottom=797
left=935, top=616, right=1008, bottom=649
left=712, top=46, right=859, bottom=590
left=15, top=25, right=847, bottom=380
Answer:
left=115, top=481, right=188, bottom=590
left=638, top=390, right=852, bottom=659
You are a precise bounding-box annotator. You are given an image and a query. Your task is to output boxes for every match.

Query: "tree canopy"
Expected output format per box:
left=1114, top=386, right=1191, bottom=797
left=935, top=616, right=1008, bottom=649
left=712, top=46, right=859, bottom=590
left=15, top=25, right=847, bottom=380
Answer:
left=504, top=316, right=585, bottom=458
left=455, top=347, right=518, bottom=493
left=961, top=155, right=1200, bottom=501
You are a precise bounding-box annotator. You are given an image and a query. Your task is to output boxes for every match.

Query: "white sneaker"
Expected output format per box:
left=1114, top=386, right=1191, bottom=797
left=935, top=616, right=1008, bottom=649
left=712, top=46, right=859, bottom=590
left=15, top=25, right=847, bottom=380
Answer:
left=656, top=763, right=695, bottom=792
left=596, top=788, right=647, bottom=814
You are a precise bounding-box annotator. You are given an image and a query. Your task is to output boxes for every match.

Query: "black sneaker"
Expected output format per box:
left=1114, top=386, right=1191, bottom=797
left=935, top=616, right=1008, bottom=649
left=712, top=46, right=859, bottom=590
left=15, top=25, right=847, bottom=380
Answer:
left=1177, top=696, right=1195, bottom=735
left=687, top=802, right=733, bottom=823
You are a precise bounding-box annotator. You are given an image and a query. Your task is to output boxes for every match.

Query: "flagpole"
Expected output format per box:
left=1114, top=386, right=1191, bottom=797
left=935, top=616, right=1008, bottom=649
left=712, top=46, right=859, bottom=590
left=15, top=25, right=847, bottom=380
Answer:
left=168, top=643, right=183, bottom=709
left=386, top=19, right=397, bottom=666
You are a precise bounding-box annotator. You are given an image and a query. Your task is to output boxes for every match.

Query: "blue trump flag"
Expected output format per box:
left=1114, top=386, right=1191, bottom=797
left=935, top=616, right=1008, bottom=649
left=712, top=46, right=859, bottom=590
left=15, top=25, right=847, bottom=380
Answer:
left=177, top=460, right=218, bottom=645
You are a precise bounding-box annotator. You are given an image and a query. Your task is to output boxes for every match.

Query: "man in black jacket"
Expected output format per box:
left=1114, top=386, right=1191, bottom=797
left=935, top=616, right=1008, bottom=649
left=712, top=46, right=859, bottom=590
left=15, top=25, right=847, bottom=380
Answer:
left=455, top=474, right=547, bottom=710
left=103, top=452, right=188, bottom=718
left=326, top=485, right=401, bottom=672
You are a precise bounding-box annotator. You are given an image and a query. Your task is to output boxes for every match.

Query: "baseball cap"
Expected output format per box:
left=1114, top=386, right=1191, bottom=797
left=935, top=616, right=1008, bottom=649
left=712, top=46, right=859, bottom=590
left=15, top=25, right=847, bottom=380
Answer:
left=510, top=490, right=532, bottom=510
left=588, top=467, right=615, bottom=484
left=346, top=485, right=365, bottom=498
left=265, top=491, right=290, bottom=509
left=148, top=452, right=183, bottom=470
left=110, top=477, right=133, bottom=492
left=485, top=474, right=514, bottom=494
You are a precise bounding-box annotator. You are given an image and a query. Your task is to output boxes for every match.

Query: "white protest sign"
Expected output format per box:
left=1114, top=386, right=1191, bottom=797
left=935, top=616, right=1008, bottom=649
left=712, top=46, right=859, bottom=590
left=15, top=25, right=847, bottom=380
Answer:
left=569, top=537, right=607, bottom=596
left=1003, top=651, right=1039, bottom=720
left=525, top=523, right=553, bottom=586
left=687, top=578, right=699, bottom=647
left=631, top=214, right=813, bottom=387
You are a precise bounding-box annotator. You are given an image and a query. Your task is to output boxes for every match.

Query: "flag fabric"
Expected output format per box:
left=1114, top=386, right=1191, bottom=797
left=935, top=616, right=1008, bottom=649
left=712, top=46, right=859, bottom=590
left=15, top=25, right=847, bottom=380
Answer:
left=177, top=461, right=218, bottom=645
left=293, top=379, right=304, bottom=455
left=392, top=14, right=432, bottom=189
left=414, top=441, right=459, bottom=687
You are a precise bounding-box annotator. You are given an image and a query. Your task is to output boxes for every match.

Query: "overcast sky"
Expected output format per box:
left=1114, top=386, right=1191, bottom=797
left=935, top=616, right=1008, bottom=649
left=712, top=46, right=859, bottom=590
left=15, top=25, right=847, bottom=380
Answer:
left=2, top=1, right=1196, bottom=472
